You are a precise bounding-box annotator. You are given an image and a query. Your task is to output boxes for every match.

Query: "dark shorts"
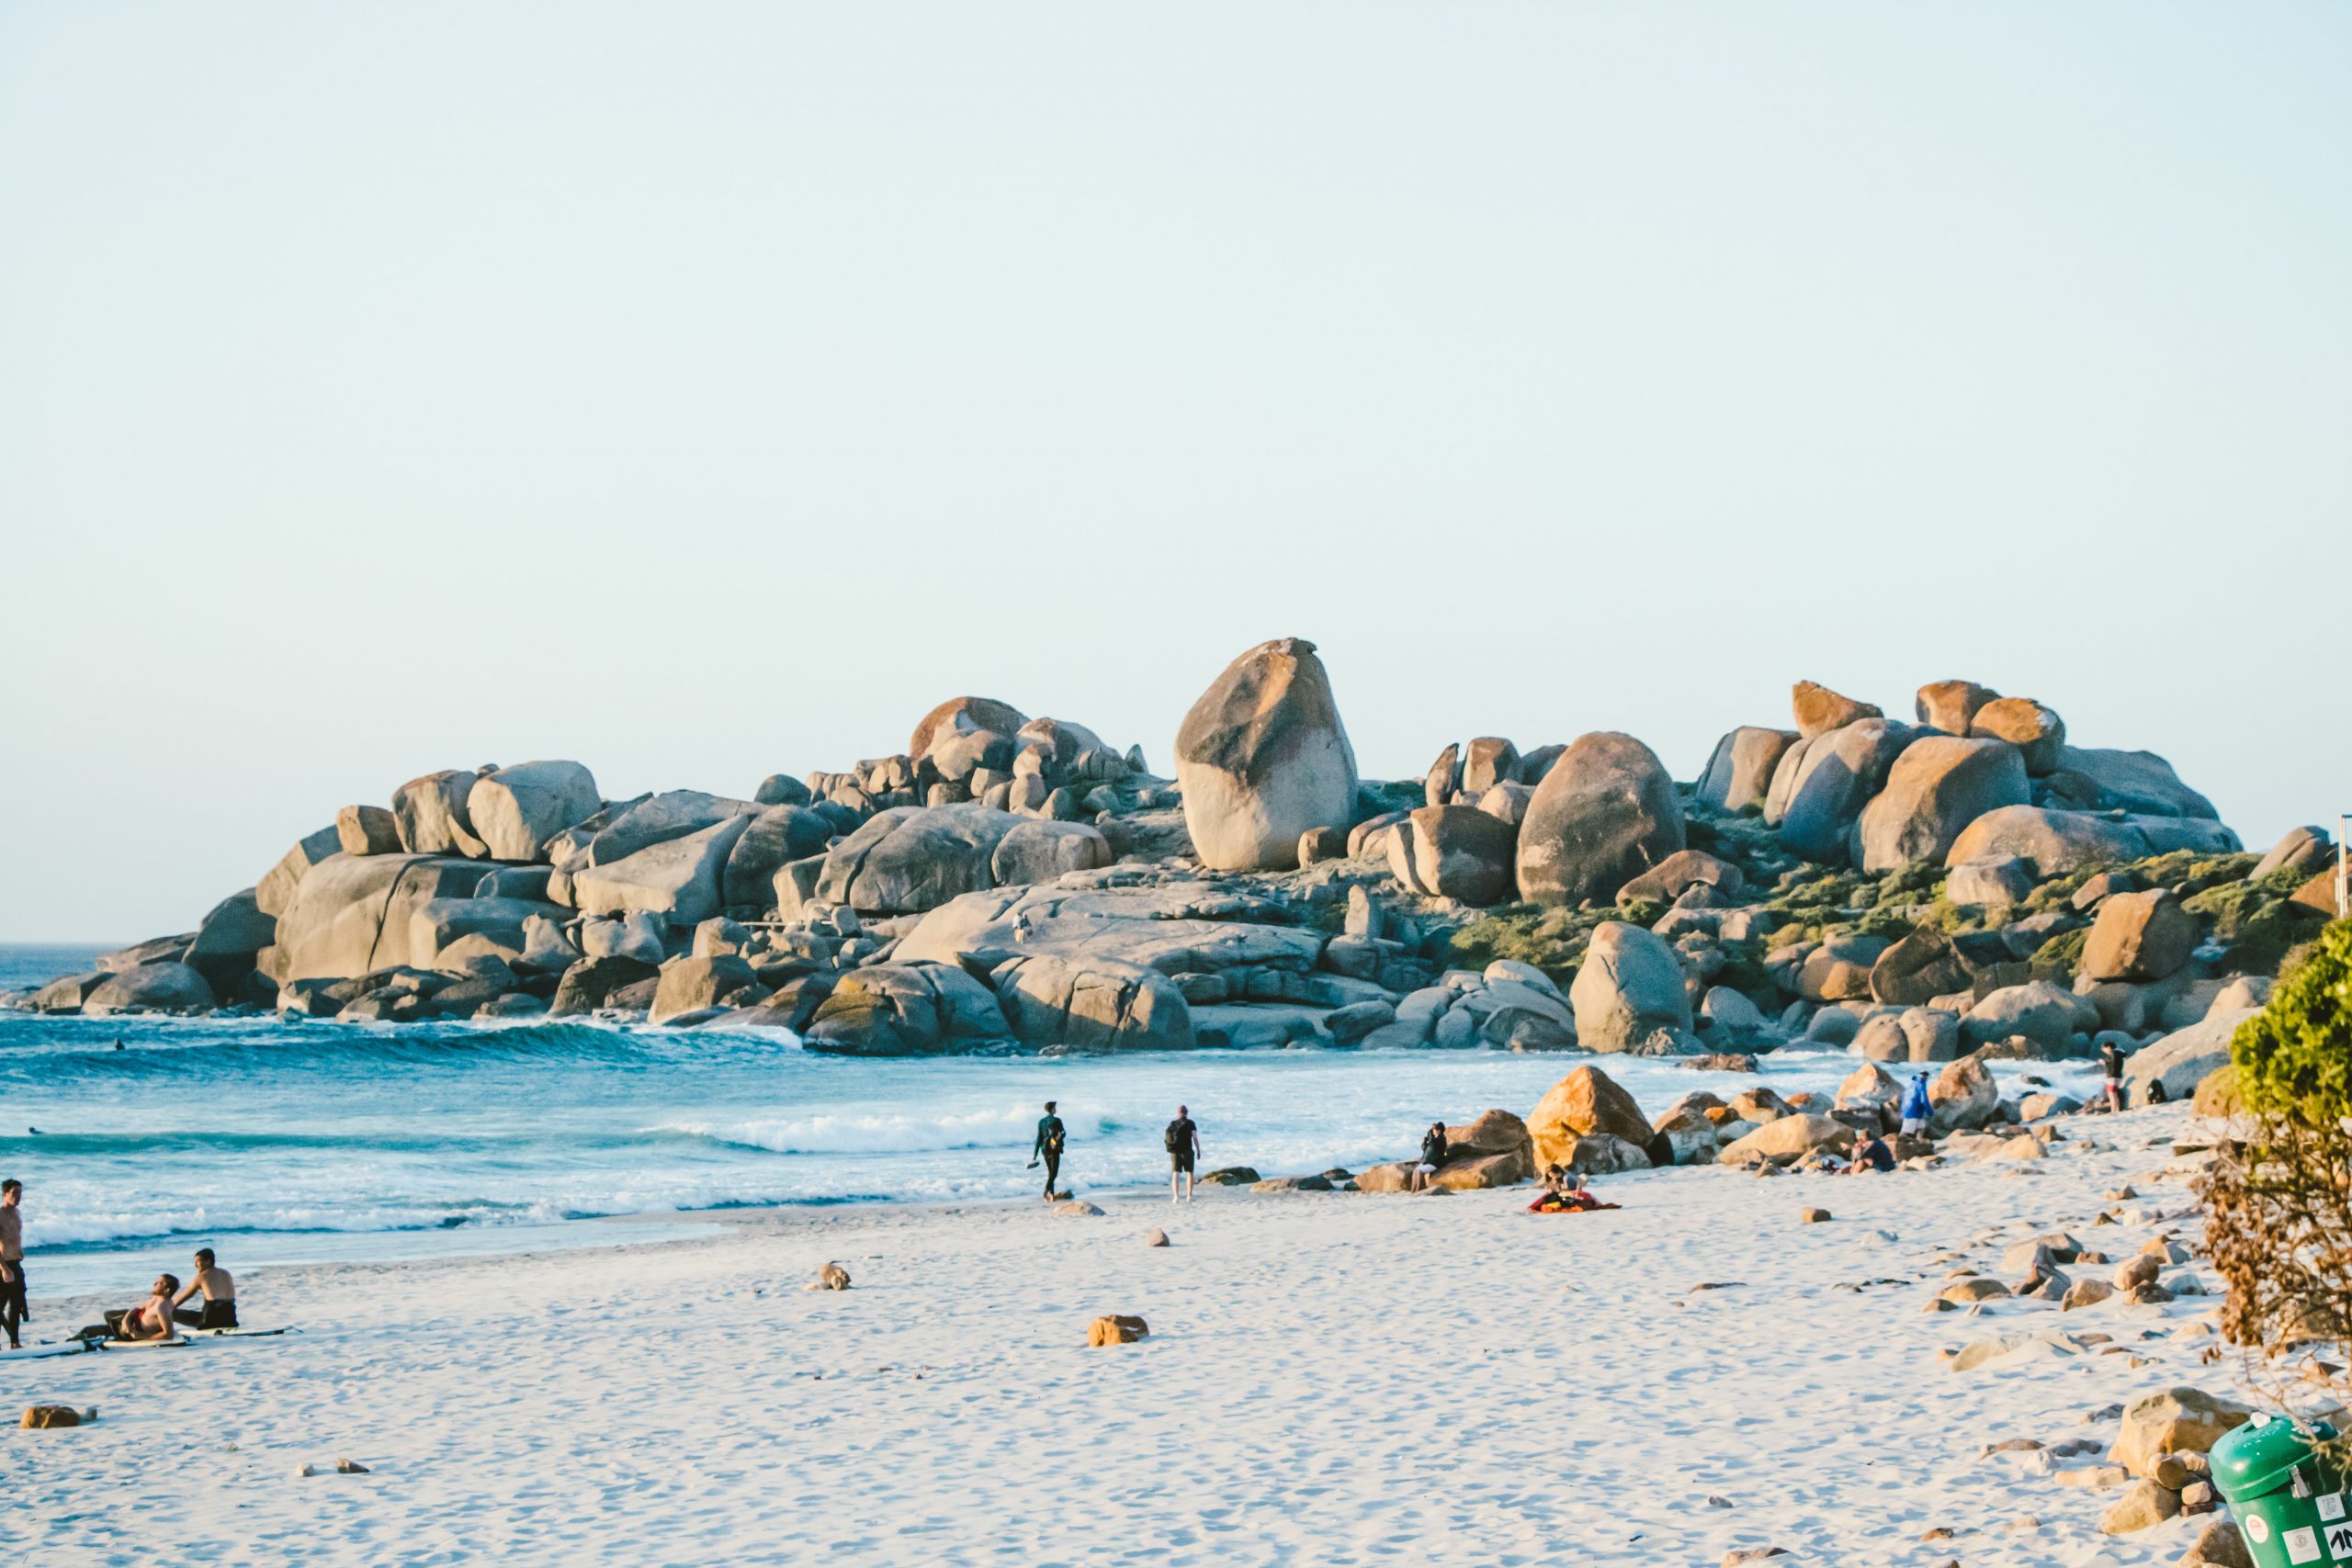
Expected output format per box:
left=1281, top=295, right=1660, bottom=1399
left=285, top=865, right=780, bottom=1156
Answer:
left=175, top=1301, right=238, bottom=1330
left=1171, top=1154, right=1195, bottom=1174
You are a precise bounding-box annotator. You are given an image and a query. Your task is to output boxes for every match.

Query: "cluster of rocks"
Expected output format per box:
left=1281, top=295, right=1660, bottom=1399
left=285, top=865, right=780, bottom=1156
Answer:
left=11, top=639, right=2336, bottom=1088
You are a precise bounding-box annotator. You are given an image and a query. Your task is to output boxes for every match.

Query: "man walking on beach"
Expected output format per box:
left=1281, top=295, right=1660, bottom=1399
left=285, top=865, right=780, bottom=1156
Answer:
left=1030, top=1101, right=1067, bottom=1201
left=1165, top=1105, right=1201, bottom=1201
left=2099, top=1036, right=2128, bottom=1113
left=0, top=1179, right=25, bottom=1350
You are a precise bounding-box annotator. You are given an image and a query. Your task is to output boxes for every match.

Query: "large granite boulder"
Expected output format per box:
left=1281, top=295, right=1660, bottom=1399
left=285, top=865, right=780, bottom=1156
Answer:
left=1717, top=1114, right=1855, bottom=1165
left=1947, top=855, right=2034, bottom=908
left=2041, top=747, right=2220, bottom=820
left=898, top=884, right=1328, bottom=979
left=588, top=791, right=760, bottom=867
left=1694, top=727, right=1797, bottom=813
left=1619, top=849, right=1745, bottom=907
left=2081, top=889, right=2199, bottom=983
left=989, top=820, right=1113, bottom=887
left=469, top=761, right=601, bottom=863
left=84, top=962, right=217, bottom=1016
left=2254, top=825, right=2334, bottom=881
left=816, top=804, right=1023, bottom=913
left=801, top=963, right=1011, bottom=1055
left=1568, top=921, right=1693, bottom=1052
left=650, top=955, right=759, bottom=1026
left=1174, top=637, right=1358, bottom=871
left=1792, top=681, right=1882, bottom=739
left=910, top=697, right=1030, bottom=763
left=1962, top=979, right=2096, bottom=1054
left=1527, top=1065, right=1653, bottom=1169
left=1970, top=698, right=2066, bottom=774
left=571, top=816, right=752, bottom=926
left=1388, top=806, right=1517, bottom=905
left=409, top=897, right=570, bottom=966
left=1945, top=807, right=2240, bottom=875
left=1854, top=736, right=2030, bottom=871
left=275, top=853, right=503, bottom=980
left=721, top=804, right=837, bottom=909
left=256, top=826, right=344, bottom=918
left=187, top=888, right=276, bottom=970
left=1915, top=679, right=1998, bottom=735
left=1928, top=1055, right=1998, bottom=1132
left=989, top=953, right=1193, bottom=1050
left=2124, top=1010, right=2256, bottom=1107
left=1869, top=928, right=1971, bottom=1007
left=391, top=770, right=490, bottom=857
left=1515, top=733, right=1685, bottom=906
left=1775, top=719, right=1912, bottom=864
left=548, top=954, right=662, bottom=1016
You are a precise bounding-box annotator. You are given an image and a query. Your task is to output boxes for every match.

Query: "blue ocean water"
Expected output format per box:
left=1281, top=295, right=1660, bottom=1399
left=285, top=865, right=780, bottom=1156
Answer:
left=0, top=943, right=2100, bottom=1303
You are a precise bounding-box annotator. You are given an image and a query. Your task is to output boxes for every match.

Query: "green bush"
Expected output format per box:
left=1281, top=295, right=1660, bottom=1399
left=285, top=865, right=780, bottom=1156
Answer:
left=2185, top=869, right=2329, bottom=976
left=2232, top=919, right=2352, bottom=1122
left=2030, top=927, right=2088, bottom=984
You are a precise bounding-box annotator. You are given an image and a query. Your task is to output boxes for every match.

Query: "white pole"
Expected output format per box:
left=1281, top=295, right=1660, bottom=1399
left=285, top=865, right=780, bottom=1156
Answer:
left=2339, top=813, right=2348, bottom=922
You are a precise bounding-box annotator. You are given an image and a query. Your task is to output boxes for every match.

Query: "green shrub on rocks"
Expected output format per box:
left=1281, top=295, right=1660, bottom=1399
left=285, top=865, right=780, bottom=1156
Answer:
left=2030, top=927, right=2089, bottom=984
left=1445, top=902, right=1623, bottom=989
left=2184, top=868, right=2328, bottom=975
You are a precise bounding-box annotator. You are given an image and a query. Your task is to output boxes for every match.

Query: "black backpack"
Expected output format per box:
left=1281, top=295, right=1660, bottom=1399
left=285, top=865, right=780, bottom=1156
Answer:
left=1164, top=1119, right=1189, bottom=1154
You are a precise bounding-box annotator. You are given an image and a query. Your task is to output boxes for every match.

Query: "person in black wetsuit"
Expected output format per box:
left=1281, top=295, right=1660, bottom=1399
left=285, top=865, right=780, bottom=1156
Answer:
left=1029, top=1101, right=1067, bottom=1201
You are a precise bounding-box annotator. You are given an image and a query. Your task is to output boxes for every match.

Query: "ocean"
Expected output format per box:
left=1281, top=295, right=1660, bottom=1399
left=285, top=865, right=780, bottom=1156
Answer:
left=0, top=942, right=2100, bottom=1302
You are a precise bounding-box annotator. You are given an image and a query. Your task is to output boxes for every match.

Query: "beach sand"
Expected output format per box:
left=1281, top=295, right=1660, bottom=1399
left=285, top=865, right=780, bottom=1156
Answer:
left=6, top=1104, right=2244, bottom=1566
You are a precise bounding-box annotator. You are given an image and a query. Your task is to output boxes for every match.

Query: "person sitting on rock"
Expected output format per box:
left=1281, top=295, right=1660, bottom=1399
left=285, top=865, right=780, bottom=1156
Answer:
left=171, top=1248, right=237, bottom=1330
left=1410, top=1122, right=1449, bottom=1191
left=1848, top=1133, right=1896, bottom=1174
left=1899, top=1074, right=1932, bottom=1138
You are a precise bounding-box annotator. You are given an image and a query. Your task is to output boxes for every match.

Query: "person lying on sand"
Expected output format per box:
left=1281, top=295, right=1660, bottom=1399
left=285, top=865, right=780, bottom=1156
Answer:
left=1848, top=1133, right=1895, bottom=1174
left=1528, top=1166, right=1613, bottom=1213
left=81, top=1274, right=180, bottom=1344
left=172, top=1248, right=237, bottom=1330
left=1409, top=1122, right=1448, bottom=1192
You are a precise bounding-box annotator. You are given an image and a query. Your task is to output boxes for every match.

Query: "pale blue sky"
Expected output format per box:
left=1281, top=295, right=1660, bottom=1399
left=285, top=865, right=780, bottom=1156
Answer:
left=1, top=2, right=2345, bottom=941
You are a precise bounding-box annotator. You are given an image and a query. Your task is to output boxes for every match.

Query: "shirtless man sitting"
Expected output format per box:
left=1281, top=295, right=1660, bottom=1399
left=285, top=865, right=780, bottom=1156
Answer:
left=172, top=1249, right=237, bottom=1330
left=81, top=1274, right=180, bottom=1344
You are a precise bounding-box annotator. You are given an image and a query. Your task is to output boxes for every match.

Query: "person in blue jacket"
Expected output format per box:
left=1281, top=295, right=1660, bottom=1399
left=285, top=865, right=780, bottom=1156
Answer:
left=1899, top=1073, right=1933, bottom=1137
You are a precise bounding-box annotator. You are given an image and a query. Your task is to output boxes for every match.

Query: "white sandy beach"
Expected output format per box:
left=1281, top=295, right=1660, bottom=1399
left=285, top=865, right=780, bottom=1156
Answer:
left=6, top=1103, right=2247, bottom=1567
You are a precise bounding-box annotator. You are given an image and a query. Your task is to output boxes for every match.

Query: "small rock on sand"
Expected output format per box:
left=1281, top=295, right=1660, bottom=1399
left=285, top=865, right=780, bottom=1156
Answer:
left=1087, top=1314, right=1149, bottom=1347
left=2098, top=1477, right=2180, bottom=1533
left=1144, top=1228, right=1170, bottom=1247
left=1054, top=1200, right=1104, bottom=1217
left=813, top=1262, right=851, bottom=1291
left=2179, top=1517, right=2253, bottom=1566
left=19, top=1405, right=81, bottom=1429
left=336, top=1458, right=370, bottom=1474
left=1799, top=1208, right=1832, bottom=1224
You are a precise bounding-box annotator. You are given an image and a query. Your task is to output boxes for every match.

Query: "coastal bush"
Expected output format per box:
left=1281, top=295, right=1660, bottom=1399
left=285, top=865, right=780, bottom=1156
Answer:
left=2184, top=869, right=2328, bottom=975
left=2030, top=928, right=2090, bottom=984
left=2203, top=919, right=2352, bottom=1418
left=1446, top=901, right=1625, bottom=989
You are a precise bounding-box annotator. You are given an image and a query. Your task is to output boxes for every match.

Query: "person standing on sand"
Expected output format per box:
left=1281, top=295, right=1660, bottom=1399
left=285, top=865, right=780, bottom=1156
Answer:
left=1165, top=1105, right=1201, bottom=1201
left=2099, top=1037, right=2128, bottom=1113
left=1899, top=1074, right=1932, bottom=1138
left=1029, top=1101, right=1067, bottom=1201
left=0, top=1179, right=26, bottom=1350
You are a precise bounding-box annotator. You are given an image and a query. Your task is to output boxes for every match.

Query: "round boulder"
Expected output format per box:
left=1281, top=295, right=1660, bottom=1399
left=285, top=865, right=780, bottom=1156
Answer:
left=1173, top=637, right=1359, bottom=872
left=1854, top=736, right=2030, bottom=872
left=1567, top=921, right=1693, bottom=1052
left=1515, top=732, right=1685, bottom=907
left=1388, top=806, right=1518, bottom=906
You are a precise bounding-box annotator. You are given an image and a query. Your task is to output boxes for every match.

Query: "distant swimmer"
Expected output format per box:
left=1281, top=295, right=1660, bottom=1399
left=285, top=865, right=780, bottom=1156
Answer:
left=172, top=1248, right=237, bottom=1330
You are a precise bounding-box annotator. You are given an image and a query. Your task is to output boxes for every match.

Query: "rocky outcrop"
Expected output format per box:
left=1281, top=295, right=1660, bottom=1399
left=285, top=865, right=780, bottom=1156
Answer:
left=1716, top=1114, right=1853, bottom=1165
left=1853, top=736, right=2029, bottom=871
left=84, top=962, right=216, bottom=1016
left=1568, top=921, right=1694, bottom=1053
left=816, top=804, right=1022, bottom=914
left=1515, top=733, right=1684, bottom=907
left=255, top=827, right=342, bottom=919
left=469, top=761, right=600, bottom=863
left=1387, top=806, right=1516, bottom=905
left=650, top=955, right=760, bottom=1026
left=989, top=820, right=1113, bottom=886
left=2042, top=747, right=2219, bottom=820
left=1772, top=719, right=1911, bottom=864
left=572, top=816, right=752, bottom=926
left=1174, top=637, right=1358, bottom=872
left=722, top=805, right=838, bottom=908
left=274, top=854, right=503, bottom=981
left=1914, top=679, right=1997, bottom=735
left=1692, top=727, right=1796, bottom=814
left=1944, top=807, right=2240, bottom=874
left=801, top=963, right=1010, bottom=1055
left=909, top=696, right=1029, bottom=763
left=587, top=791, right=758, bottom=868
left=989, top=953, right=1193, bottom=1050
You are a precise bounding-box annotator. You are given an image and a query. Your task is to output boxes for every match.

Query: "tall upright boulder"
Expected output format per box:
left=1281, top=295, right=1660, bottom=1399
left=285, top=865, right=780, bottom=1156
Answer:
left=2081, top=889, right=2200, bottom=983
left=1527, top=1065, right=1655, bottom=1168
left=1694, top=727, right=1797, bottom=813
left=1567, top=921, right=1694, bottom=1052
left=1775, top=719, right=1911, bottom=865
left=1515, top=733, right=1684, bottom=907
left=1854, top=736, right=2030, bottom=871
left=1173, top=637, right=1358, bottom=872
left=469, top=761, right=601, bottom=863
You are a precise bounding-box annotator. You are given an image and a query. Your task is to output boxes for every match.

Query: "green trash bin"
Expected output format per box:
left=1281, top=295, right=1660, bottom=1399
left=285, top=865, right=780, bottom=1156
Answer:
left=2211, top=1416, right=2352, bottom=1566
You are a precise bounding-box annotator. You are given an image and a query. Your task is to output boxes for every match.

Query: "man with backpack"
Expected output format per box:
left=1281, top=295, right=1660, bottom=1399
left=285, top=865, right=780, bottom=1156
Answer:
left=1029, top=1101, right=1068, bottom=1201
left=1164, top=1105, right=1201, bottom=1201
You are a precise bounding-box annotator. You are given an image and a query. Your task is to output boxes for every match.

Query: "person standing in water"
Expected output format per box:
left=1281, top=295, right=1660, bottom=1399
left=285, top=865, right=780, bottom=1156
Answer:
left=1165, top=1105, right=1201, bottom=1202
left=1029, top=1101, right=1067, bottom=1201
left=0, top=1179, right=25, bottom=1350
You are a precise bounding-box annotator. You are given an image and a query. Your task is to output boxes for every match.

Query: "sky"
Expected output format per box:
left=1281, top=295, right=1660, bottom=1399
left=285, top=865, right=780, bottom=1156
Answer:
left=0, top=2, right=2346, bottom=942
